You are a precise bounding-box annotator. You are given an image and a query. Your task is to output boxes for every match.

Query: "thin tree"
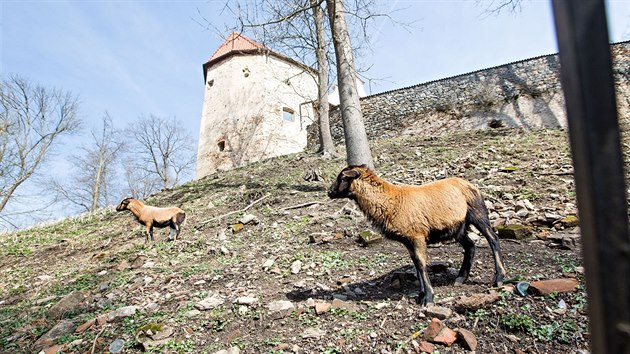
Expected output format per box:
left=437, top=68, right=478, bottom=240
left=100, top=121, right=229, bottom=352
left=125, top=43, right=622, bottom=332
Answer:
left=122, top=156, right=162, bottom=199
left=311, top=0, right=336, bottom=157
left=51, top=113, right=122, bottom=212
left=326, top=0, right=374, bottom=167
left=0, top=74, right=81, bottom=215
left=125, top=115, right=196, bottom=191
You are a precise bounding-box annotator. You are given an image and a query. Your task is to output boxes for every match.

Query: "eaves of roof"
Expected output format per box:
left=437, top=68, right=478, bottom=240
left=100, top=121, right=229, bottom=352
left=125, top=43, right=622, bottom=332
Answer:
left=202, top=33, right=317, bottom=82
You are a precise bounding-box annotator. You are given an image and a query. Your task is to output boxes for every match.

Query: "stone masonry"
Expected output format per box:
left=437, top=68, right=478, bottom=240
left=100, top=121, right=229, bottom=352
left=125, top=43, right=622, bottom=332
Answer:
left=308, top=41, right=630, bottom=148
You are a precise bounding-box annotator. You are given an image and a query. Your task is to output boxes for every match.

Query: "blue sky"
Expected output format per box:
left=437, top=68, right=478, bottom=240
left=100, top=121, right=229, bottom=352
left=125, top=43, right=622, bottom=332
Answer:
left=1, top=0, right=630, bottom=227
left=368, top=0, right=629, bottom=91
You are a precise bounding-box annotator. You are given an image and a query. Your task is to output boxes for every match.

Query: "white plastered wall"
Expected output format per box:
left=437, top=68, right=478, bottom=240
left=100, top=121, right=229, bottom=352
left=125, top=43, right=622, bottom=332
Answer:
left=196, top=54, right=317, bottom=179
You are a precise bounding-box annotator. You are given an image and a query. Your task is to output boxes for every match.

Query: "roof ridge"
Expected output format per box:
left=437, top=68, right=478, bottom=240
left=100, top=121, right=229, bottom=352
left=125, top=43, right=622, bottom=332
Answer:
left=207, top=32, right=266, bottom=62
left=232, top=32, right=265, bottom=50
left=202, top=32, right=318, bottom=82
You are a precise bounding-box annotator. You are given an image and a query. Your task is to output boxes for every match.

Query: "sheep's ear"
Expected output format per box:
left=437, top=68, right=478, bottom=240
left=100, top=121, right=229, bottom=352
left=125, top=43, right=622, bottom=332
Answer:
left=342, top=169, right=361, bottom=179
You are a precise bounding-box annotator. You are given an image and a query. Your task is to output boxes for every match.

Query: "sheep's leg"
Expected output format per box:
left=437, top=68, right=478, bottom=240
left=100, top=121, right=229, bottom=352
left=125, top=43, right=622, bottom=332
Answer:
left=175, top=223, right=182, bottom=240
left=407, top=243, right=433, bottom=306
left=145, top=225, right=153, bottom=243
left=167, top=226, right=177, bottom=241
left=174, top=213, right=184, bottom=240
left=147, top=224, right=153, bottom=242
left=168, top=219, right=180, bottom=241
left=455, top=224, right=476, bottom=285
left=476, top=223, right=507, bottom=286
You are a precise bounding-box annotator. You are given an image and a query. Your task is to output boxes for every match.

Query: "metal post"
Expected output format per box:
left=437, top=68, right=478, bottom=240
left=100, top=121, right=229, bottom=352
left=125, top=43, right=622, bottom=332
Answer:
left=552, top=1, right=630, bottom=353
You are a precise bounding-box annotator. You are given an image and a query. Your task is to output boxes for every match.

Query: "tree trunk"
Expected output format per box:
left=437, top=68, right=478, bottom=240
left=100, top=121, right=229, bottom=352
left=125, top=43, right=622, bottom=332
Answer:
left=91, top=119, right=106, bottom=212
left=91, top=153, right=104, bottom=212
left=162, top=154, right=170, bottom=189
left=326, top=0, right=373, bottom=168
left=0, top=179, right=23, bottom=214
left=312, top=0, right=336, bottom=158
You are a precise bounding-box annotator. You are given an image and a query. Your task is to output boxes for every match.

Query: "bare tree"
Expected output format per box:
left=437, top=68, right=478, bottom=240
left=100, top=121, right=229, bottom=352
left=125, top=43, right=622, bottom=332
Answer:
left=311, top=0, right=336, bottom=157
left=125, top=115, right=196, bottom=191
left=476, top=0, right=526, bottom=15
left=0, top=74, right=81, bottom=216
left=50, top=113, right=122, bottom=212
left=122, top=156, right=162, bottom=199
left=327, top=0, right=374, bottom=167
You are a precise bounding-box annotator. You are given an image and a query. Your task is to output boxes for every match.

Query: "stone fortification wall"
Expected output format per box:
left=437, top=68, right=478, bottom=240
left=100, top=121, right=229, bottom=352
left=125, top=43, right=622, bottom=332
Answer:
left=308, top=41, right=630, bottom=148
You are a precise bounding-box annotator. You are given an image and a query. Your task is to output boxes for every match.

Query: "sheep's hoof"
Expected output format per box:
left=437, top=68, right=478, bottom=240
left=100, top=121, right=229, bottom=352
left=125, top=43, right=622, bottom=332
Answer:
left=454, top=277, right=466, bottom=286
left=416, top=294, right=434, bottom=307
left=493, top=275, right=505, bottom=287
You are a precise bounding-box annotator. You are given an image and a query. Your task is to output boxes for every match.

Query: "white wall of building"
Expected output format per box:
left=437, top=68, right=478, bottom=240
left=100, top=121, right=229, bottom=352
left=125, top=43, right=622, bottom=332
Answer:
left=196, top=54, right=317, bottom=179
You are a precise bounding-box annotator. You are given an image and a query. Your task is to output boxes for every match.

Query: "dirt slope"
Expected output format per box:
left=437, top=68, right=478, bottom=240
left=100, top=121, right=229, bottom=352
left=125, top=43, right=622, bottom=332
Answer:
left=0, top=128, right=589, bottom=354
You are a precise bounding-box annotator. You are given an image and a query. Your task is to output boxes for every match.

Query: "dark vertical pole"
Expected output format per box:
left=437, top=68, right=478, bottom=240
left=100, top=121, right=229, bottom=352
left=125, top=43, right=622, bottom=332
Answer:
left=552, top=1, right=630, bottom=353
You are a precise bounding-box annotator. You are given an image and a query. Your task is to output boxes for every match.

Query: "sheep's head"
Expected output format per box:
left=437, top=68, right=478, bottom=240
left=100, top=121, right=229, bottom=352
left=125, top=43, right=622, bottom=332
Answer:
left=116, top=197, right=132, bottom=211
left=328, top=165, right=368, bottom=199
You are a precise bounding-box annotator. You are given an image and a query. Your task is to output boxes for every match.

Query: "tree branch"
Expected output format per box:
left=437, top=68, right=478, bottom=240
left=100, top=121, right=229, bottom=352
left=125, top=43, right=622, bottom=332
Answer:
left=199, top=193, right=271, bottom=226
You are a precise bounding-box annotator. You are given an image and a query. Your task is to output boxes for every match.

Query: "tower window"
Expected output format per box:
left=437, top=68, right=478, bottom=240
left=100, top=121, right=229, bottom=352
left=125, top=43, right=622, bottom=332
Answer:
left=282, top=107, right=295, bottom=122
left=217, top=140, right=226, bottom=152
left=207, top=79, right=214, bottom=87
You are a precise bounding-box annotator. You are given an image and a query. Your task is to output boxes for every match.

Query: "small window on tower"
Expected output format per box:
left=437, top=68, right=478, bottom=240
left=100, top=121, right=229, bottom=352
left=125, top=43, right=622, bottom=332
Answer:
left=282, top=107, right=295, bottom=122
left=207, top=79, right=214, bottom=87
left=217, top=140, right=226, bottom=152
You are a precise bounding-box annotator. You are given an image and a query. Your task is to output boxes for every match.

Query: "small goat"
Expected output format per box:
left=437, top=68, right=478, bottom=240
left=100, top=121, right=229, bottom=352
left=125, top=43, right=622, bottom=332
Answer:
left=116, top=197, right=186, bottom=242
left=328, top=165, right=507, bottom=305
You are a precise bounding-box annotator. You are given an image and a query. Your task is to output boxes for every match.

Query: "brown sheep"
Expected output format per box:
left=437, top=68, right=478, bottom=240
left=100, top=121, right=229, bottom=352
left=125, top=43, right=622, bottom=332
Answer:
left=116, top=197, right=186, bottom=242
left=328, top=165, right=507, bottom=305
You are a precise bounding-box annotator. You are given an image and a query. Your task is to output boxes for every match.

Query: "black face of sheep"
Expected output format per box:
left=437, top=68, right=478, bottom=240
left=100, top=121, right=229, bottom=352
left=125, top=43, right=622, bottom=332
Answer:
left=328, top=165, right=363, bottom=199
left=116, top=198, right=131, bottom=211
left=328, top=165, right=507, bottom=306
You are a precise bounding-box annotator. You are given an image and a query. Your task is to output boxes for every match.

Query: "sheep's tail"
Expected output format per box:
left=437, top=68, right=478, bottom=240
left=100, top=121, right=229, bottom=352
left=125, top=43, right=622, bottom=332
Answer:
left=176, top=211, right=186, bottom=226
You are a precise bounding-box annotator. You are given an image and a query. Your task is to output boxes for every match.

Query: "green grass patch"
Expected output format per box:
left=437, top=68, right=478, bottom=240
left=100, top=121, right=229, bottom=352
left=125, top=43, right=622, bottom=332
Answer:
left=284, top=216, right=312, bottom=233
left=109, top=270, right=133, bottom=289
left=500, top=312, right=534, bottom=332
left=552, top=254, right=580, bottom=273
left=357, top=253, right=389, bottom=269
left=500, top=307, right=585, bottom=343
left=319, top=251, right=349, bottom=271
left=181, top=262, right=212, bottom=277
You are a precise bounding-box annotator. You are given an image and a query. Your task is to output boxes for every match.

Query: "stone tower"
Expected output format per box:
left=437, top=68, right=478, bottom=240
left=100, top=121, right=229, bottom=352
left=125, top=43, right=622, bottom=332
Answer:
left=196, top=33, right=318, bottom=179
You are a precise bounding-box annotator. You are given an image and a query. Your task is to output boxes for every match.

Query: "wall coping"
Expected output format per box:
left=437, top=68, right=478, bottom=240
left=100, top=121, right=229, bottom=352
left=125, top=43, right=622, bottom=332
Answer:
left=361, top=40, right=630, bottom=100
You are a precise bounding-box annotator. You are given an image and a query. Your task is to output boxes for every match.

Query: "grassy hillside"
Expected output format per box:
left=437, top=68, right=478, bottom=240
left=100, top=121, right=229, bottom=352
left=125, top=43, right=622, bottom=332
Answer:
left=0, top=128, right=588, bottom=353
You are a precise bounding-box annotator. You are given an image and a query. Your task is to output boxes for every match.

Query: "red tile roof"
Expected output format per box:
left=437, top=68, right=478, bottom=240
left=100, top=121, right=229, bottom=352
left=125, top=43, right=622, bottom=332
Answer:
left=202, top=32, right=317, bottom=81
left=207, top=32, right=266, bottom=63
